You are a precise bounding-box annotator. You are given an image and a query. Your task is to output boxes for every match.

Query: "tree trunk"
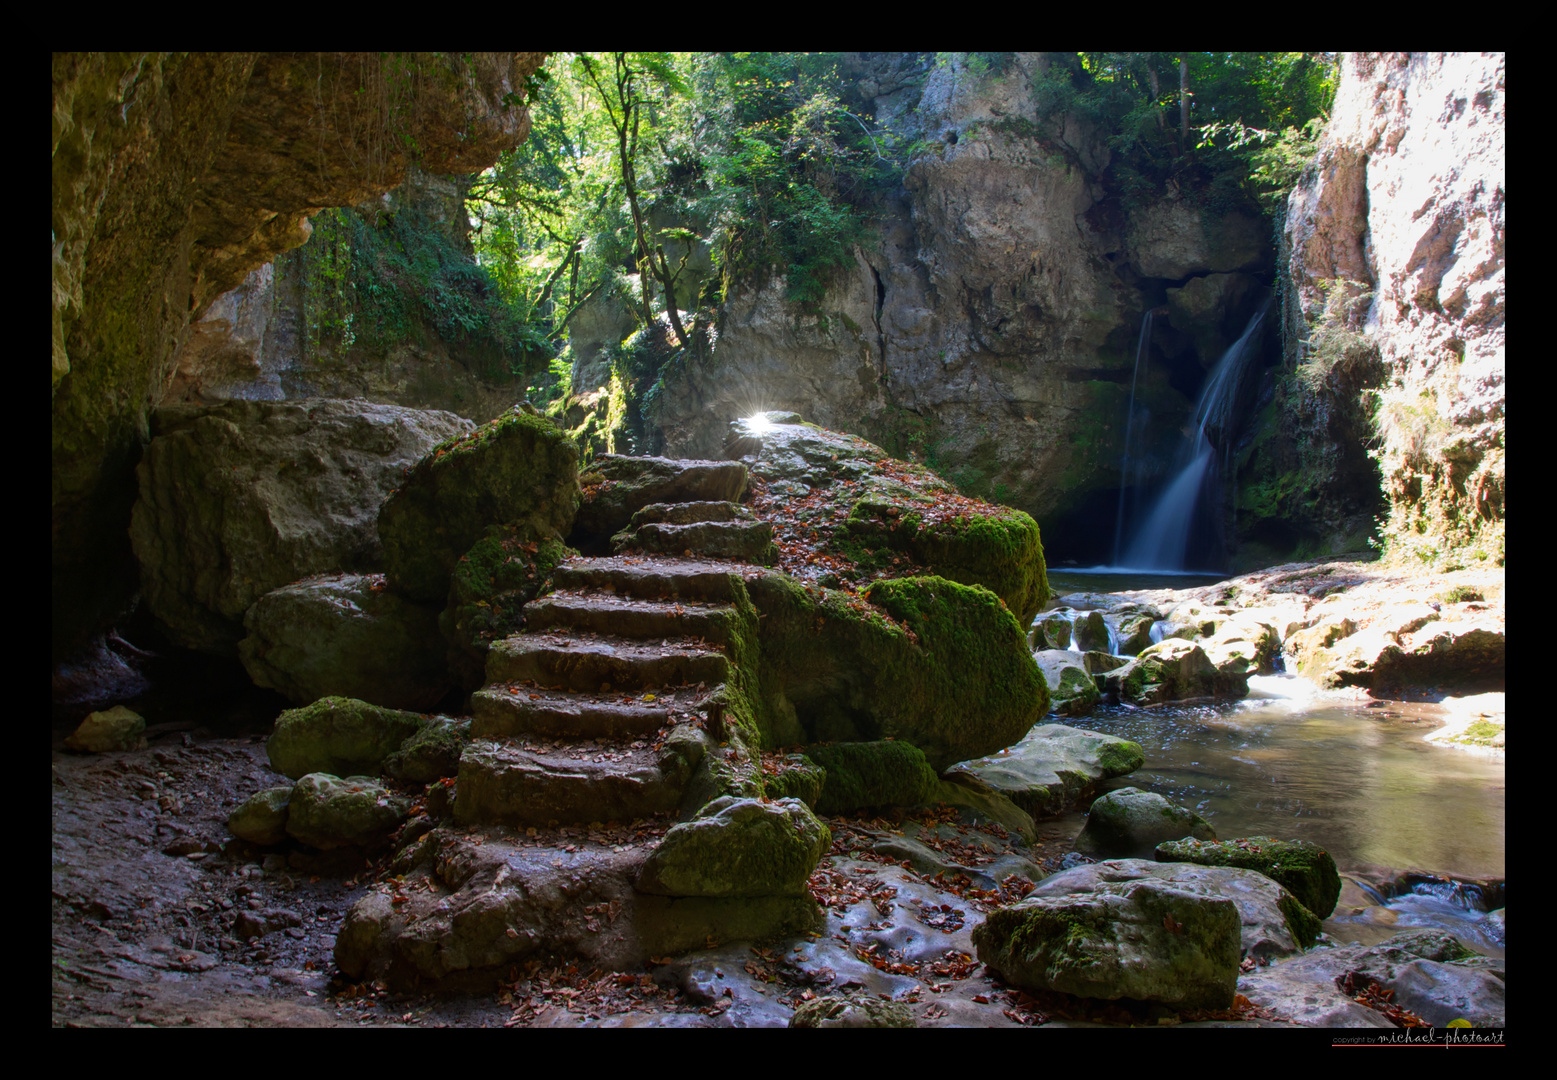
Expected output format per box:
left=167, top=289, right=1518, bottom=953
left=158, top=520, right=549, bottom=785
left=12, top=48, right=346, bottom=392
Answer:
left=1179, top=58, right=1190, bottom=149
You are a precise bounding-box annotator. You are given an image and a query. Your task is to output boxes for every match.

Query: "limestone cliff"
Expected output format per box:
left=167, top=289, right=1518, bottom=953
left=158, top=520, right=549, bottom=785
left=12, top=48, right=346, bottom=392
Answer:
left=1280, top=53, right=1504, bottom=568
left=52, top=52, right=546, bottom=656
left=647, top=53, right=1275, bottom=563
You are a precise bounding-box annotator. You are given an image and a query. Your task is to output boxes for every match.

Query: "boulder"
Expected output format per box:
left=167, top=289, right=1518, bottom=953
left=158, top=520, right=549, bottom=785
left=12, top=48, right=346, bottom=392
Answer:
left=63, top=705, right=147, bottom=753
left=129, top=399, right=471, bottom=654
left=1032, top=650, right=1100, bottom=716
left=1028, top=612, right=1072, bottom=651
left=1075, top=787, right=1215, bottom=859
left=1200, top=617, right=1281, bottom=678
left=441, top=525, right=577, bottom=690
left=382, top=718, right=470, bottom=783
left=762, top=754, right=827, bottom=808
left=750, top=573, right=1046, bottom=770
left=974, top=877, right=1242, bottom=1009
left=265, top=696, right=430, bottom=781
left=1155, top=836, right=1342, bottom=919
left=805, top=741, right=939, bottom=815
left=227, top=786, right=294, bottom=846
left=1026, top=858, right=1321, bottom=961
left=1098, top=638, right=1248, bottom=705
left=379, top=408, right=580, bottom=603
left=946, top=724, right=1143, bottom=818
left=284, top=773, right=411, bottom=849
left=1112, top=613, right=1158, bottom=656
left=635, top=796, right=830, bottom=899
left=1069, top=610, right=1110, bottom=652
left=239, top=574, right=449, bottom=710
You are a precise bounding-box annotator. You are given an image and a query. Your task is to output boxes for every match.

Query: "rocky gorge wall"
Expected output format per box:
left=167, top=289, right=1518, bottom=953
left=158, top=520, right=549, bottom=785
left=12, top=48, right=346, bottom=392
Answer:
left=643, top=53, right=1278, bottom=565
left=52, top=52, right=546, bottom=657
left=1280, top=53, right=1504, bottom=569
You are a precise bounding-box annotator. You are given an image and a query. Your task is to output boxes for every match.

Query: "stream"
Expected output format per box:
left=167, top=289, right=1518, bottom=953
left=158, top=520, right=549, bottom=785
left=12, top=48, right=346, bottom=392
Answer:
left=1047, top=568, right=1506, bottom=955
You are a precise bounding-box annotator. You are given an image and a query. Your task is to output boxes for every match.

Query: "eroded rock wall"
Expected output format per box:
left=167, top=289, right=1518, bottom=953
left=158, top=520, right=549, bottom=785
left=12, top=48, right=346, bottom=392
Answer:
left=52, top=51, right=546, bottom=656
left=1283, top=53, right=1504, bottom=567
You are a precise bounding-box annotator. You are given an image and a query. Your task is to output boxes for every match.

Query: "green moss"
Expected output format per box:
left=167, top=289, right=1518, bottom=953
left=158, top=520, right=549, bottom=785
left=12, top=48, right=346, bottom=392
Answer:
left=1154, top=835, right=1342, bottom=919
left=1276, top=892, right=1322, bottom=949
left=806, top=741, right=938, bottom=815
left=267, top=696, right=429, bottom=780
left=442, top=525, right=576, bottom=688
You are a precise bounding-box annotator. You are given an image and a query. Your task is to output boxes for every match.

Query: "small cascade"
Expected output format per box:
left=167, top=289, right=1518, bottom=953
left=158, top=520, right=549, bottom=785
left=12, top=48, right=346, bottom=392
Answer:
left=1118, top=296, right=1272, bottom=571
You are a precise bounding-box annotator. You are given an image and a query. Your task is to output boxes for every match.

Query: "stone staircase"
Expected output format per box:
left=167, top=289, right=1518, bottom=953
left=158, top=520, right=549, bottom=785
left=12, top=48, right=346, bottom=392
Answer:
left=456, top=468, right=774, bottom=831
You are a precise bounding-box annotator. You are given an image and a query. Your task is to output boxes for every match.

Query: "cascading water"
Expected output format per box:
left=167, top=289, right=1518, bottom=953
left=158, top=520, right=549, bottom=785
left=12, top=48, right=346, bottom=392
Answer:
left=1117, top=295, right=1272, bottom=571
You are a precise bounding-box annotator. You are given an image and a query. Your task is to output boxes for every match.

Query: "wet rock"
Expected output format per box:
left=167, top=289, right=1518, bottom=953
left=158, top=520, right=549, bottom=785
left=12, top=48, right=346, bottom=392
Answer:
left=238, top=575, right=449, bottom=710
left=1156, top=836, right=1342, bottom=919
left=1098, top=638, right=1248, bottom=705
left=806, top=741, right=938, bottom=815
left=1075, top=787, right=1215, bottom=859
left=453, top=739, right=694, bottom=828
left=129, top=399, right=472, bottom=654
left=974, top=876, right=1242, bottom=1009
left=1029, top=612, right=1072, bottom=651
left=1199, top=616, right=1282, bottom=677
left=265, top=696, right=429, bottom=781
left=1070, top=610, right=1110, bottom=652
left=1028, top=858, right=1318, bottom=960
left=379, top=408, right=580, bottom=603
left=227, top=786, right=294, bottom=846
left=790, top=993, right=916, bottom=1028
left=635, top=797, right=829, bottom=898
left=945, top=724, right=1144, bottom=819
left=283, top=774, right=410, bottom=850
left=64, top=705, right=147, bottom=753
left=1032, top=651, right=1100, bottom=716
left=1238, top=929, right=1503, bottom=1027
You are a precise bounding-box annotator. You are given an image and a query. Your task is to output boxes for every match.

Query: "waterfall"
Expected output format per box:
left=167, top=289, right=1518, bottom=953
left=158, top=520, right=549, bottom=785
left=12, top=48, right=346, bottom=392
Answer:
left=1117, top=296, right=1272, bottom=571
left=1111, top=309, right=1158, bottom=564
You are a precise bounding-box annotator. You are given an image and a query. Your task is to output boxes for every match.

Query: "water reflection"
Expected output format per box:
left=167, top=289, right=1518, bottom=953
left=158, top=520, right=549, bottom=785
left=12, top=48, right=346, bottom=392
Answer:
left=1076, top=676, right=1506, bottom=882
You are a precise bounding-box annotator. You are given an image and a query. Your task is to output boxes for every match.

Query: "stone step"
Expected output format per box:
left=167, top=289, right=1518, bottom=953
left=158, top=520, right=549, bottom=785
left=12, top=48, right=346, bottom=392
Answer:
left=470, top=683, right=708, bottom=740
left=623, top=520, right=776, bottom=564
left=524, top=592, right=742, bottom=645
left=454, top=740, right=691, bottom=827
left=625, top=501, right=757, bottom=527
left=552, top=556, right=753, bottom=604
left=485, top=634, right=732, bottom=692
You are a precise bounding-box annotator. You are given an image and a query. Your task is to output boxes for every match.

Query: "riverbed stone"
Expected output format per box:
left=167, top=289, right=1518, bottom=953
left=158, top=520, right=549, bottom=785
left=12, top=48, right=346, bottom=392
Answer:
left=1098, top=638, right=1248, bottom=705
left=238, top=573, right=449, bottom=710
left=1155, top=836, right=1342, bottom=919
left=266, top=696, right=430, bottom=781
left=284, top=773, right=410, bottom=850
left=1237, top=929, right=1503, bottom=1028
left=1032, top=651, right=1100, bottom=716
left=1029, top=612, right=1072, bottom=651
left=634, top=796, right=829, bottom=898
left=945, top=724, right=1144, bottom=819
left=789, top=993, right=916, bottom=1028
left=1075, top=787, right=1215, bottom=859
left=974, top=875, right=1242, bottom=1009
left=227, top=786, right=294, bottom=846
left=63, top=705, right=147, bottom=753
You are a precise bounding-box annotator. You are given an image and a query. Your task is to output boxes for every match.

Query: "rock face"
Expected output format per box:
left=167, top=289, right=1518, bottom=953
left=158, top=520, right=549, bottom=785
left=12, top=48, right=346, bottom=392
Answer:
left=130, top=398, right=471, bottom=653
left=1282, top=53, right=1504, bottom=568
left=53, top=51, right=546, bottom=656
left=648, top=55, right=1271, bottom=564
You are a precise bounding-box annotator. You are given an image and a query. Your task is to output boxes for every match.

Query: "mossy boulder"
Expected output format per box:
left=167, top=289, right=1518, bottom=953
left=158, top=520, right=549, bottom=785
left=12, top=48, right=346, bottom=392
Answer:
left=63, top=705, right=147, bottom=753
left=1032, top=651, right=1100, bottom=717
left=238, top=573, right=449, bottom=710
left=806, top=741, right=939, bottom=815
left=266, top=696, right=430, bottom=780
left=634, top=796, right=830, bottom=898
left=284, top=773, right=411, bottom=849
left=441, top=524, right=576, bottom=689
left=382, top=718, right=470, bottom=783
left=1155, top=836, right=1342, bottom=920
left=973, top=879, right=1242, bottom=1010
left=763, top=754, right=827, bottom=808
left=379, top=408, right=580, bottom=603
left=227, top=786, right=294, bottom=846
left=1029, top=612, right=1072, bottom=651
left=749, top=573, right=1046, bottom=770
left=1075, top=786, right=1216, bottom=859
